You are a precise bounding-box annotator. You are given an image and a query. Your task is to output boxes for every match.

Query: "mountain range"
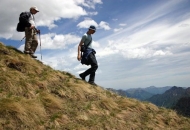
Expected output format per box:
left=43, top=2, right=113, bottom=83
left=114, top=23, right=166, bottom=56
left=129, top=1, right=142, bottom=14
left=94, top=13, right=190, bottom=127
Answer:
left=108, top=86, right=190, bottom=117
left=147, top=86, right=190, bottom=108
left=107, top=86, right=172, bottom=101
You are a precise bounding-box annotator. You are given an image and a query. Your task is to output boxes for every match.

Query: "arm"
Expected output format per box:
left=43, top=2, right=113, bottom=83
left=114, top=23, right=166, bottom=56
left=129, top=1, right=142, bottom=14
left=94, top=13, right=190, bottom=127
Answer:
left=77, top=40, right=84, bottom=61
left=27, top=13, right=36, bottom=30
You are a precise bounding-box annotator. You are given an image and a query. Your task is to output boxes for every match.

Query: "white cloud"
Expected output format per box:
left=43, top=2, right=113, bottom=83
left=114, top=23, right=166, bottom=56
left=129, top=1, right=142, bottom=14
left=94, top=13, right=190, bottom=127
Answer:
left=97, top=17, right=190, bottom=60
left=92, top=41, right=100, bottom=48
left=112, top=19, right=118, bottom=21
left=121, top=48, right=172, bottom=59
left=80, top=0, right=103, bottom=9
left=77, top=18, right=111, bottom=30
left=113, top=23, right=126, bottom=32
left=113, top=28, right=123, bottom=32
left=0, top=0, right=102, bottom=39
left=88, top=12, right=98, bottom=16
left=99, top=21, right=111, bottom=30
left=119, top=23, right=127, bottom=26
left=77, top=18, right=98, bottom=29
left=97, top=47, right=119, bottom=58
left=42, top=33, right=81, bottom=49
left=74, top=64, right=89, bottom=71
left=18, top=33, right=80, bottom=50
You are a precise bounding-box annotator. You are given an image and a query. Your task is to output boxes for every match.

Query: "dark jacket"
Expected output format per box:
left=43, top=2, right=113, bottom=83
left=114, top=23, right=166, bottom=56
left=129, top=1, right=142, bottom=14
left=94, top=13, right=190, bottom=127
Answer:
left=81, top=48, right=96, bottom=65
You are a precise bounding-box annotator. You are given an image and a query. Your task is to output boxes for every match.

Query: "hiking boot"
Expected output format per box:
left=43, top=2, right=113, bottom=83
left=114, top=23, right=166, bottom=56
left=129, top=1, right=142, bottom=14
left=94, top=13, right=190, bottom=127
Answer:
left=24, top=50, right=34, bottom=54
left=88, top=81, right=97, bottom=86
left=29, top=50, right=34, bottom=54
left=30, top=54, right=37, bottom=58
left=79, top=73, right=86, bottom=80
left=24, top=50, right=30, bottom=54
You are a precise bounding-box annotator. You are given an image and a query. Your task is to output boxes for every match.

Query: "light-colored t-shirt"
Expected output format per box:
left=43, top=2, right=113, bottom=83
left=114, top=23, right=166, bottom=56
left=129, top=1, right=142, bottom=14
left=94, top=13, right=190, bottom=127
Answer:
left=28, top=14, right=36, bottom=26
left=81, top=33, right=92, bottom=49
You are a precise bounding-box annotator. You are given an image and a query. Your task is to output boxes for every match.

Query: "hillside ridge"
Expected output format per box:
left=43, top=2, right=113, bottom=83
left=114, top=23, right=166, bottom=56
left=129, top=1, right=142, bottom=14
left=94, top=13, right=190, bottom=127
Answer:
left=0, top=42, right=190, bottom=130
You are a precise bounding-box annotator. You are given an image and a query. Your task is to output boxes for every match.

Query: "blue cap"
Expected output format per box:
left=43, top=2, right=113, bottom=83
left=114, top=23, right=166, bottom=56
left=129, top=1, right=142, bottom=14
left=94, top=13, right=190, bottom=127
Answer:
left=89, top=25, right=96, bottom=31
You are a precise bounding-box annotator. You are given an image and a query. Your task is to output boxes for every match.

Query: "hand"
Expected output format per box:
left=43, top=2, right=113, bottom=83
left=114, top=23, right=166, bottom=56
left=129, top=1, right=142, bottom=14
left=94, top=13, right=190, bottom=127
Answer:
left=36, top=29, right=40, bottom=34
left=30, top=25, right=35, bottom=29
left=77, top=55, right=81, bottom=61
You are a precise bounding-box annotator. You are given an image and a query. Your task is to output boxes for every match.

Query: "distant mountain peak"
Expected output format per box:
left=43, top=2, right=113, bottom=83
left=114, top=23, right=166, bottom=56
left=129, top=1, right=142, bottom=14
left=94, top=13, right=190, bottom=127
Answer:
left=148, top=86, right=156, bottom=88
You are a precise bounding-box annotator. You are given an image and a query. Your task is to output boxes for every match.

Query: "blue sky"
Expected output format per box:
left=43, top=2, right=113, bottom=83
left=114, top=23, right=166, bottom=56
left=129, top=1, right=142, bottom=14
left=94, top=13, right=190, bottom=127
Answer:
left=0, top=0, right=190, bottom=89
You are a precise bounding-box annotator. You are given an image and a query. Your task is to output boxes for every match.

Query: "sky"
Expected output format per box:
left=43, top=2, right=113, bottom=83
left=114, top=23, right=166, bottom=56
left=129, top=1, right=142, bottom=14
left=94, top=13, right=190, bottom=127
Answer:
left=0, top=0, right=190, bottom=89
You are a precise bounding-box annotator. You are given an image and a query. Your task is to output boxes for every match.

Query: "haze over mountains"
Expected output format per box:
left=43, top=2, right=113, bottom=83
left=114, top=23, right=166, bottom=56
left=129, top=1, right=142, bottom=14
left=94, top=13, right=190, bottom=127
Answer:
left=108, top=86, right=173, bottom=100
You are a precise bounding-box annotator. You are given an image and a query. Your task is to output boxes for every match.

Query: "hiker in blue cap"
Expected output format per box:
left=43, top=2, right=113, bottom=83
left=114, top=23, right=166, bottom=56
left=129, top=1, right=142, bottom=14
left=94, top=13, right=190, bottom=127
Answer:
left=77, top=25, right=98, bottom=85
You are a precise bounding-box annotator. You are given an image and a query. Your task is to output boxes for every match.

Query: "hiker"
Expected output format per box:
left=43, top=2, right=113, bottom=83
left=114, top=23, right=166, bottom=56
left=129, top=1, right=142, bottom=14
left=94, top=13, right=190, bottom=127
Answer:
left=24, top=6, right=40, bottom=58
left=77, top=25, right=98, bottom=85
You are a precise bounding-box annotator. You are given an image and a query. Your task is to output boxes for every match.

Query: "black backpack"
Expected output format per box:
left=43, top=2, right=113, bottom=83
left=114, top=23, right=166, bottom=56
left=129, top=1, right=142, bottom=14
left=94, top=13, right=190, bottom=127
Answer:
left=16, top=12, right=31, bottom=32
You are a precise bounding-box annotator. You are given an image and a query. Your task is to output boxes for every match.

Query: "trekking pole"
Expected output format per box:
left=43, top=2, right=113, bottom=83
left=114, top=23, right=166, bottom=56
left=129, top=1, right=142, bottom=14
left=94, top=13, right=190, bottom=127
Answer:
left=16, top=36, right=26, bottom=47
left=38, top=31, right=42, bottom=61
left=21, top=36, right=25, bottom=41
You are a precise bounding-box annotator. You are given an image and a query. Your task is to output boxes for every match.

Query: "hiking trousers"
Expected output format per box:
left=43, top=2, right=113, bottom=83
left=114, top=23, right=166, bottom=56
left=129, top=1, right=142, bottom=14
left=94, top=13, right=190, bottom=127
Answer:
left=24, top=27, right=38, bottom=53
left=82, top=52, right=98, bottom=82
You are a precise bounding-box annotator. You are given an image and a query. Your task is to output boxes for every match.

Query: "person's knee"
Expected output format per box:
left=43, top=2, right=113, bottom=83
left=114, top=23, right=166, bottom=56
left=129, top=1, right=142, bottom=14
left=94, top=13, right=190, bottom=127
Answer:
left=93, top=64, right=98, bottom=70
left=33, top=39, right=38, bottom=45
left=96, top=64, right=98, bottom=69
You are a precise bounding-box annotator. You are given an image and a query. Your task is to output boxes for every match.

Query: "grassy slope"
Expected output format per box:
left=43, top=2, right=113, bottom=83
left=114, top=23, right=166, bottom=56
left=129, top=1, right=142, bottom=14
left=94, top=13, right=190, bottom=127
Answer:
left=0, top=42, right=190, bottom=130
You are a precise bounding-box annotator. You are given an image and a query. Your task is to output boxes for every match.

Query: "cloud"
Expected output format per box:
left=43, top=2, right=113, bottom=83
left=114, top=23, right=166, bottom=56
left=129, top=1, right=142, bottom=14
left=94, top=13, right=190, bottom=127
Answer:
left=97, top=17, right=190, bottom=59
left=112, top=19, right=118, bottom=21
left=121, top=48, right=172, bottom=59
left=77, top=18, right=98, bottom=29
left=99, top=21, right=111, bottom=30
left=0, top=0, right=102, bottom=39
left=43, top=33, right=80, bottom=49
left=113, top=28, right=123, bottom=32
left=80, top=0, right=103, bottom=9
left=88, top=12, right=98, bottom=16
left=77, top=18, right=111, bottom=30
left=18, top=33, right=81, bottom=50
left=113, top=23, right=126, bottom=32
left=119, top=23, right=127, bottom=26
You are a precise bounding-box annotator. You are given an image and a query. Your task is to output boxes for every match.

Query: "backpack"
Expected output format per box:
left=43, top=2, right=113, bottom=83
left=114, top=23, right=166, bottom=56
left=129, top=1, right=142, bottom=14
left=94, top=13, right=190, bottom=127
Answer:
left=16, top=12, right=31, bottom=32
